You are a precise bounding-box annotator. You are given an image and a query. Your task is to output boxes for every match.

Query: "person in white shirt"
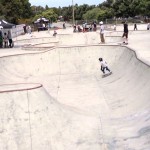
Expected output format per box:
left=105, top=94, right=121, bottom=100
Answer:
left=113, top=24, right=116, bottom=31
left=99, top=21, right=105, bottom=43
left=99, top=58, right=112, bottom=74
left=27, top=25, right=31, bottom=34
left=82, top=22, right=85, bottom=32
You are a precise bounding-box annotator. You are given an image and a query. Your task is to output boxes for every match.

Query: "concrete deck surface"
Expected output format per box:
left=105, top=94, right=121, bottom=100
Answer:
left=0, top=23, right=150, bottom=150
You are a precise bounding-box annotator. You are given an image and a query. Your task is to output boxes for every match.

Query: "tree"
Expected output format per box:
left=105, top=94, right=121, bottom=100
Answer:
left=83, top=8, right=101, bottom=20
left=111, top=0, right=150, bottom=17
left=33, top=9, right=58, bottom=23
left=61, top=6, right=72, bottom=21
left=42, top=9, right=58, bottom=22
left=138, top=0, right=150, bottom=16
left=0, top=0, right=32, bottom=24
left=83, top=7, right=114, bottom=21
left=74, top=4, right=96, bottom=20
left=45, top=5, right=49, bottom=10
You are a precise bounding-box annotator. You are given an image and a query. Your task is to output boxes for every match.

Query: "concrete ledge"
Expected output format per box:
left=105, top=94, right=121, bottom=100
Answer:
left=0, top=83, right=42, bottom=93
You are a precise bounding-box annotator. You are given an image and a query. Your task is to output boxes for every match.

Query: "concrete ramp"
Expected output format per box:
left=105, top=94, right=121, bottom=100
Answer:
left=16, top=32, right=122, bottom=49
left=0, top=45, right=150, bottom=149
left=0, top=84, right=100, bottom=150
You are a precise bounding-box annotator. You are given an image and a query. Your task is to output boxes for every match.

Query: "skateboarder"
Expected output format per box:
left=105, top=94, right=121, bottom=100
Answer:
left=99, top=58, right=112, bottom=74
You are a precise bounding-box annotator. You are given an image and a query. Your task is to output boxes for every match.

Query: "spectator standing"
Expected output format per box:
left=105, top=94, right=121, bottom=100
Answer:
left=77, top=25, right=82, bottom=32
left=89, top=24, right=93, bottom=31
left=23, top=25, right=27, bottom=34
left=0, top=30, right=3, bottom=48
left=93, top=22, right=97, bottom=31
left=134, top=23, right=137, bottom=30
left=53, top=30, right=57, bottom=36
left=73, top=24, right=76, bottom=32
left=99, top=21, right=105, bottom=43
left=147, top=23, right=150, bottom=30
left=82, top=22, right=85, bottom=32
left=27, top=25, right=31, bottom=34
left=8, top=30, right=13, bottom=48
left=122, top=21, right=128, bottom=44
left=63, top=22, right=66, bottom=29
left=113, top=24, right=116, bottom=31
left=3, top=32, right=8, bottom=48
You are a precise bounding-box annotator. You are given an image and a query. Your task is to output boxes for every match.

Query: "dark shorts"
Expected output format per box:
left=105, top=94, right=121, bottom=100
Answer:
left=122, top=32, right=128, bottom=38
left=9, top=39, right=12, bottom=43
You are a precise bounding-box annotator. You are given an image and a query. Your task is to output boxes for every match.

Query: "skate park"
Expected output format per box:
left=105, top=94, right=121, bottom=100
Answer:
left=0, top=24, right=150, bottom=150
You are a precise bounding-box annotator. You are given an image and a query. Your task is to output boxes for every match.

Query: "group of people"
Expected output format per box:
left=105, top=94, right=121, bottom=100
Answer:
left=73, top=22, right=97, bottom=33
left=23, top=25, right=32, bottom=34
left=0, top=30, right=13, bottom=48
left=99, top=20, right=129, bottom=44
left=99, top=20, right=126, bottom=74
left=73, top=21, right=105, bottom=44
left=73, top=20, right=145, bottom=45
left=99, top=21, right=150, bottom=75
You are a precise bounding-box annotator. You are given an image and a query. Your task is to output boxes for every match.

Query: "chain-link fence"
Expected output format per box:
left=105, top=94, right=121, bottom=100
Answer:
left=69, top=17, right=150, bottom=26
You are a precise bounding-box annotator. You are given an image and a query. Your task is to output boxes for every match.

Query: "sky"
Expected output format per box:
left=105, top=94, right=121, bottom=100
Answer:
left=29, top=0, right=105, bottom=8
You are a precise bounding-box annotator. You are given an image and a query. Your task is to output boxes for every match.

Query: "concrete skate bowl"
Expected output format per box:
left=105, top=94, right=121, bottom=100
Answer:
left=0, top=45, right=150, bottom=150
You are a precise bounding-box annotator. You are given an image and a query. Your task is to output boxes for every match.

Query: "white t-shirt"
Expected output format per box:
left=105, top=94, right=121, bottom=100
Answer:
left=113, top=25, right=116, bottom=30
left=82, top=23, right=85, bottom=28
left=3, top=34, right=8, bottom=42
left=100, top=60, right=107, bottom=67
left=100, top=25, right=104, bottom=34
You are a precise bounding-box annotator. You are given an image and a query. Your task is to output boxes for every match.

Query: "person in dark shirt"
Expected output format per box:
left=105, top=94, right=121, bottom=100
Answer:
left=53, top=30, right=57, bottom=36
left=3, top=32, right=8, bottom=48
left=8, top=30, right=13, bottom=48
left=0, top=30, right=3, bottom=48
left=93, top=22, right=97, bottom=31
left=134, top=23, right=137, bottom=30
left=122, top=21, right=128, bottom=44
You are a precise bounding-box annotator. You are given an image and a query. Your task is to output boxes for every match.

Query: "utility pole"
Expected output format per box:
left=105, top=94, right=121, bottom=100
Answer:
left=72, top=0, right=75, bottom=25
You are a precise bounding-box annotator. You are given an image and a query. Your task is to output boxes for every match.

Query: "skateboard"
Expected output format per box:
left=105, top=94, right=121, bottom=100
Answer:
left=102, top=72, right=112, bottom=78
left=118, top=42, right=128, bottom=45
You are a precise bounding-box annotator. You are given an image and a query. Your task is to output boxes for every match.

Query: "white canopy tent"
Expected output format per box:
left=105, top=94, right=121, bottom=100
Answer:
left=34, top=17, right=49, bottom=24
left=0, top=20, right=15, bottom=29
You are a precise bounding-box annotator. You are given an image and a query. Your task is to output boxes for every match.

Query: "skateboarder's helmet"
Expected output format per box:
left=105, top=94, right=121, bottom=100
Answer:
left=99, top=58, right=103, bottom=61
